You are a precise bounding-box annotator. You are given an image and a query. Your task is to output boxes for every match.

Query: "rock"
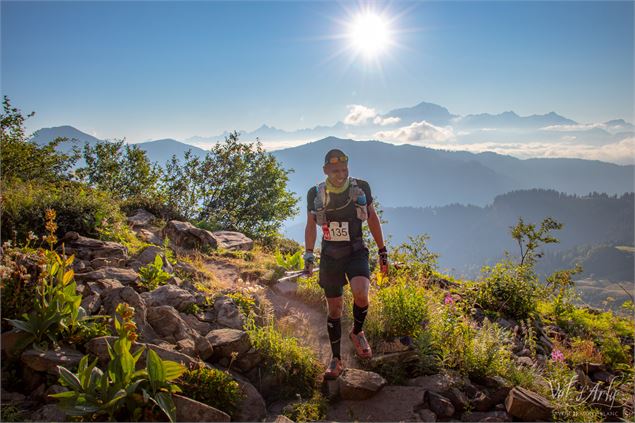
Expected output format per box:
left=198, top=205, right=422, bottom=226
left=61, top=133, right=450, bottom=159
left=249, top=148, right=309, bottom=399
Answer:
left=272, top=280, right=298, bottom=297
left=234, top=377, right=267, bottom=422
left=85, top=336, right=201, bottom=369
left=75, top=267, right=139, bottom=284
left=1, top=388, right=25, bottom=403
left=173, top=394, right=230, bottom=422
left=326, top=385, right=426, bottom=422
left=369, top=350, right=419, bottom=368
left=274, top=415, right=294, bottom=423
left=473, top=375, right=509, bottom=389
left=461, top=411, right=512, bottom=422
left=212, top=231, right=254, bottom=251
left=428, top=391, right=455, bottom=418
left=234, top=347, right=262, bottom=373
left=131, top=245, right=173, bottom=273
left=473, top=391, right=497, bottom=412
left=146, top=305, right=199, bottom=343
left=214, top=296, right=245, bottom=329
left=418, top=409, right=437, bottom=422
left=591, top=370, right=616, bottom=384
left=577, top=362, right=606, bottom=374
left=195, top=336, right=215, bottom=361
left=1, top=329, right=32, bottom=358
left=164, top=220, right=219, bottom=250
left=81, top=294, right=102, bottom=315
left=205, top=329, right=251, bottom=360
left=181, top=313, right=213, bottom=335
left=339, top=368, right=387, bottom=400
left=101, top=286, right=157, bottom=342
left=21, top=347, right=84, bottom=375
left=137, top=228, right=163, bottom=245
left=90, top=257, right=127, bottom=269
left=445, top=387, right=469, bottom=413
left=86, top=278, right=124, bottom=295
left=407, top=372, right=460, bottom=393
left=30, top=404, right=67, bottom=422
left=176, top=339, right=196, bottom=356
left=127, top=209, right=157, bottom=227
left=574, top=368, right=594, bottom=388
left=516, top=356, right=534, bottom=367
left=505, top=387, right=553, bottom=422
left=59, top=231, right=128, bottom=261
left=142, top=285, right=199, bottom=312
left=44, top=385, right=68, bottom=403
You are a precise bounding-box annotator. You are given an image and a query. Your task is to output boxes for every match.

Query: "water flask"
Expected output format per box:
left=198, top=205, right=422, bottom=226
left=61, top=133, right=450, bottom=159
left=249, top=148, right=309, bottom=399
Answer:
left=357, top=193, right=367, bottom=205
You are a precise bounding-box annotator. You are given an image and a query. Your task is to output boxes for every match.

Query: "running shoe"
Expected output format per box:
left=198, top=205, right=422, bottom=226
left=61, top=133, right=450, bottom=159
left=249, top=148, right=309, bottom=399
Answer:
left=324, top=357, right=344, bottom=379
left=349, top=330, right=373, bottom=359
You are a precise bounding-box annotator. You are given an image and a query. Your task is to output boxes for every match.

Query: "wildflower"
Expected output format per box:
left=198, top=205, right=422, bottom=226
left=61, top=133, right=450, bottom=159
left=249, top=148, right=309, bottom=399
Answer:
left=444, top=293, right=455, bottom=305
left=127, top=332, right=138, bottom=343
left=27, top=231, right=38, bottom=241
left=123, top=321, right=138, bottom=333
left=551, top=348, right=565, bottom=362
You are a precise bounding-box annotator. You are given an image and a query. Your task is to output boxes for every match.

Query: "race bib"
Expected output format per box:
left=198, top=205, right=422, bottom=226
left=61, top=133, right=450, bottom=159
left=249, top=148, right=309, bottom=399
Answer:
left=322, top=222, right=350, bottom=241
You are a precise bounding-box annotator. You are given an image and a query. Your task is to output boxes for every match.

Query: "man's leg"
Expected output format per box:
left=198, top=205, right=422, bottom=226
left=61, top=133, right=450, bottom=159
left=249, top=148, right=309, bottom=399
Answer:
left=349, top=276, right=370, bottom=334
left=326, top=296, right=344, bottom=359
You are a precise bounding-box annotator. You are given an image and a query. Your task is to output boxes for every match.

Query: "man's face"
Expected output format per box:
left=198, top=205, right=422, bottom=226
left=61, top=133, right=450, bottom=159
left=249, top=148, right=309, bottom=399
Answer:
left=323, top=162, right=349, bottom=187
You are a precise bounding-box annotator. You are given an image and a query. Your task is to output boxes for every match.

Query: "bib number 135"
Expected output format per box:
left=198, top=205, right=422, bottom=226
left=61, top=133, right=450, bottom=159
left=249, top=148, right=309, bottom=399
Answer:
left=322, top=222, right=350, bottom=241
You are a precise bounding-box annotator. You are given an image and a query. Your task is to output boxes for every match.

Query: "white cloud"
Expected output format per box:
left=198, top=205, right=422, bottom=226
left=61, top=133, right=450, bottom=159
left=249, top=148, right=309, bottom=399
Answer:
left=374, top=120, right=455, bottom=144
left=373, top=116, right=401, bottom=126
left=344, top=105, right=377, bottom=125
left=541, top=123, right=606, bottom=132
left=561, top=135, right=577, bottom=142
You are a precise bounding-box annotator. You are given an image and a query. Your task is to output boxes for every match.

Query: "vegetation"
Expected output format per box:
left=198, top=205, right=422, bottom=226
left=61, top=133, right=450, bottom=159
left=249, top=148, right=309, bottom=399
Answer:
left=179, top=365, right=244, bottom=418
left=138, top=254, right=172, bottom=290
left=282, top=392, right=327, bottom=423
left=51, top=303, right=185, bottom=422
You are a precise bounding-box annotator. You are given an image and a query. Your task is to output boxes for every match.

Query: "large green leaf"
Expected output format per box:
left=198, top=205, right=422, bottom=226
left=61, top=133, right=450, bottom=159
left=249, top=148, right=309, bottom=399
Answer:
left=146, top=349, right=166, bottom=388
left=58, top=366, right=83, bottom=392
left=154, top=391, right=177, bottom=423
left=163, top=361, right=185, bottom=381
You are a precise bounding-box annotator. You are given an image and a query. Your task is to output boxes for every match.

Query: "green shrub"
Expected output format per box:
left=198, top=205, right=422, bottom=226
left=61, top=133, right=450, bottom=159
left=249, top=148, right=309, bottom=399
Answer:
left=266, top=236, right=302, bottom=255
left=282, top=392, right=327, bottom=423
left=275, top=250, right=304, bottom=271
left=1, top=179, right=127, bottom=244
left=390, top=234, right=439, bottom=281
left=227, top=291, right=257, bottom=318
left=120, top=194, right=185, bottom=222
left=245, top=317, right=321, bottom=400
left=138, top=255, right=172, bottom=290
left=0, top=247, right=42, bottom=326
left=179, top=366, right=244, bottom=418
left=471, top=260, right=540, bottom=320
left=296, top=273, right=325, bottom=306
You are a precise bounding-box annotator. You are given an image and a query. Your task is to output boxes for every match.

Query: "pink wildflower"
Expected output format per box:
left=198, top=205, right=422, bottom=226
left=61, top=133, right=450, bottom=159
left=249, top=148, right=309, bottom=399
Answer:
left=551, top=348, right=565, bottom=362
left=444, top=293, right=455, bottom=305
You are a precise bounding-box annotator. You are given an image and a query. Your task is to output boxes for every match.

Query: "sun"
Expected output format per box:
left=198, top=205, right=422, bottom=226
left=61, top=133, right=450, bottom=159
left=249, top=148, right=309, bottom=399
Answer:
left=348, top=12, right=391, bottom=58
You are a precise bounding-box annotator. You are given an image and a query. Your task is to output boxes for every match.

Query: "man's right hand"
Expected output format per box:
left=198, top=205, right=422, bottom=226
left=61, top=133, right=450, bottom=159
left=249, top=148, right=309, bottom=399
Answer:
left=303, top=250, right=315, bottom=274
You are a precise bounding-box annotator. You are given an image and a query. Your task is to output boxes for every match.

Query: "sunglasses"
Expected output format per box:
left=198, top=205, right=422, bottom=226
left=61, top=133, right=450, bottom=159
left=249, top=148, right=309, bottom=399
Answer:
left=326, top=155, right=348, bottom=165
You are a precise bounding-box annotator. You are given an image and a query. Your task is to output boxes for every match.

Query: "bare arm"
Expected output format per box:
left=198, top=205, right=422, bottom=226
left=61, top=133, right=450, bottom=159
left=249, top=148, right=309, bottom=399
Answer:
left=305, top=210, right=317, bottom=251
left=367, top=204, right=385, bottom=250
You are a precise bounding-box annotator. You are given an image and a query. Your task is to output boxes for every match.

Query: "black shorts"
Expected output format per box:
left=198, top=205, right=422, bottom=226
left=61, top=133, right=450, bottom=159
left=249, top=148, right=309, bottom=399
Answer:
left=318, top=247, right=370, bottom=298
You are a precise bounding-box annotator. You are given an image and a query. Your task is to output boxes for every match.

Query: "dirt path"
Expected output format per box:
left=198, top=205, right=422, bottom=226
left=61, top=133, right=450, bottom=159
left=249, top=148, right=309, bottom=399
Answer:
left=201, top=258, right=361, bottom=369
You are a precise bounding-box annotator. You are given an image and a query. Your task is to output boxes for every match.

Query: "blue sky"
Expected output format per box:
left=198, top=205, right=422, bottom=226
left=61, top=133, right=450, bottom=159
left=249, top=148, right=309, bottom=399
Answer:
left=2, top=1, right=633, bottom=144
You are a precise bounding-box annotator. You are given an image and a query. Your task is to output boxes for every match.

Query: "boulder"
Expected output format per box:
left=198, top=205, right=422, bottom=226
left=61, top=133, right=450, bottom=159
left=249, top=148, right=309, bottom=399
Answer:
left=214, top=296, right=245, bottom=329
left=195, top=337, right=215, bottom=361
left=212, top=231, right=254, bottom=251
left=234, top=347, right=262, bottom=373
left=146, top=305, right=199, bottom=343
left=75, top=267, right=139, bottom=284
left=142, top=285, right=199, bottom=312
left=100, top=287, right=157, bottom=342
left=86, top=278, right=124, bottom=296
left=1, top=329, right=32, bottom=358
left=516, top=356, right=534, bottom=367
left=30, top=404, right=66, bottom=422
left=505, top=387, right=553, bottom=421
left=131, top=245, right=173, bottom=273
left=81, top=294, right=102, bottom=315
left=591, top=370, right=616, bottom=384
left=136, top=228, right=163, bottom=245
left=1, top=388, right=26, bottom=403
left=445, top=386, right=469, bottom=413
left=461, top=411, right=512, bottom=422
left=173, top=394, right=230, bottom=422
left=428, top=391, right=455, bottom=418
left=326, top=385, right=426, bottom=422
left=181, top=313, right=214, bottom=335
left=127, top=209, right=157, bottom=227
left=90, top=257, right=127, bottom=269
left=233, top=377, right=267, bottom=422
left=418, top=409, right=437, bottom=422
left=58, top=231, right=128, bottom=261
left=205, top=329, right=251, bottom=360
left=339, top=368, right=387, bottom=400
left=274, top=415, right=294, bottom=423
left=176, top=339, right=196, bottom=357
left=407, top=372, right=462, bottom=393
left=21, top=347, right=84, bottom=375
left=164, top=220, right=219, bottom=250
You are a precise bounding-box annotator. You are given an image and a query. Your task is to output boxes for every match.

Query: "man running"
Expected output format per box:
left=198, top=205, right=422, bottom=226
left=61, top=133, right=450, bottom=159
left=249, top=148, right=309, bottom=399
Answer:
left=304, top=148, right=388, bottom=379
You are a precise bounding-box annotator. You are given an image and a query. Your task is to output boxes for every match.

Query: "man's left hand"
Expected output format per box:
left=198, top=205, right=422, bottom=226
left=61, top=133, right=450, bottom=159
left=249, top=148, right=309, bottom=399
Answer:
left=378, top=246, right=388, bottom=275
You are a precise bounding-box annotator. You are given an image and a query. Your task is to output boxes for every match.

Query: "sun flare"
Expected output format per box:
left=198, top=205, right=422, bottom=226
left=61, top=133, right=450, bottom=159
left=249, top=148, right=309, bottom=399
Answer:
left=348, top=12, right=391, bottom=58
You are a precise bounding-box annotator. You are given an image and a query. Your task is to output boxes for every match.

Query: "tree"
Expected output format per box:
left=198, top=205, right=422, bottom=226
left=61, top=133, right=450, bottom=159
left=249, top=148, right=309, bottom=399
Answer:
left=159, top=150, right=203, bottom=220
left=510, top=217, right=563, bottom=266
left=196, top=131, right=298, bottom=240
left=0, top=96, right=79, bottom=182
left=77, top=139, right=161, bottom=200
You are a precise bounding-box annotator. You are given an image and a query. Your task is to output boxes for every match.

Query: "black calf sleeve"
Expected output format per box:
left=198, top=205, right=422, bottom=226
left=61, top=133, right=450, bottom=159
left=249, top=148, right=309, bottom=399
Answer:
left=327, top=317, right=342, bottom=359
left=353, top=303, right=368, bottom=335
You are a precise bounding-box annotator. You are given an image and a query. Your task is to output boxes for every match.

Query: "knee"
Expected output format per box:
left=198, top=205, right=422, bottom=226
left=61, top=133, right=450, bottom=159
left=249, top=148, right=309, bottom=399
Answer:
left=328, top=307, right=343, bottom=319
left=353, top=295, right=369, bottom=308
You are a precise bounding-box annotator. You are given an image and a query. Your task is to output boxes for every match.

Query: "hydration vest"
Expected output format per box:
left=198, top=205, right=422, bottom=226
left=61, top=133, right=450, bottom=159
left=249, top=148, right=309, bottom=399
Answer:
left=313, top=177, right=369, bottom=226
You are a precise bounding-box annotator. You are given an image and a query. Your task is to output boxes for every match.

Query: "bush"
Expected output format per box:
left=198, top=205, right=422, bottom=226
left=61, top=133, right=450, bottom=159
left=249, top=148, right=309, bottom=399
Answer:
left=1, top=179, right=126, bottom=243
left=245, top=317, right=321, bottom=400
left=282, top=392, right=327, bottom=423
left=0, top=247, right=43, bottom=326
left=471, top=260, right=540, bottom=320
left=296, top=273, right=325, bottom=306
left=138, top=255, right=172, bottom=290
left=178, top=366, right=244, bottom=419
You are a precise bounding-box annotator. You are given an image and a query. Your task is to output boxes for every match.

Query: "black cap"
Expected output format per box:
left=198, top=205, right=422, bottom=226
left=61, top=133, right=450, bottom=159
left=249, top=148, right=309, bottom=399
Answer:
left=324, top=149, right=348, bottom=165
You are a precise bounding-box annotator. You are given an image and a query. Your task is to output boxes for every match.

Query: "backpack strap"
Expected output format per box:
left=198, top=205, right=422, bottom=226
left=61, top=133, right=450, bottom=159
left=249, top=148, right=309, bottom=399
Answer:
left=349, top=178, right=368, bottom=222
left=314, top=182, right=328, bottom=225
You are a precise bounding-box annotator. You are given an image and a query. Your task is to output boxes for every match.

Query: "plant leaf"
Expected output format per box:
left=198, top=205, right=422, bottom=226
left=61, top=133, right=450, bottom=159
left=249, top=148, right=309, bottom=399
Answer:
left=154, top=391, right=177, bottom=423
left=58, top=366, right=83, bottom=392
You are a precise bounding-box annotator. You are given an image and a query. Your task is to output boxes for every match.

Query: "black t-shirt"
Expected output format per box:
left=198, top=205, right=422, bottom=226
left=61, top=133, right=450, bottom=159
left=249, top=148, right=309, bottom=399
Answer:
left=307, top=178, right=373, bottom=247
